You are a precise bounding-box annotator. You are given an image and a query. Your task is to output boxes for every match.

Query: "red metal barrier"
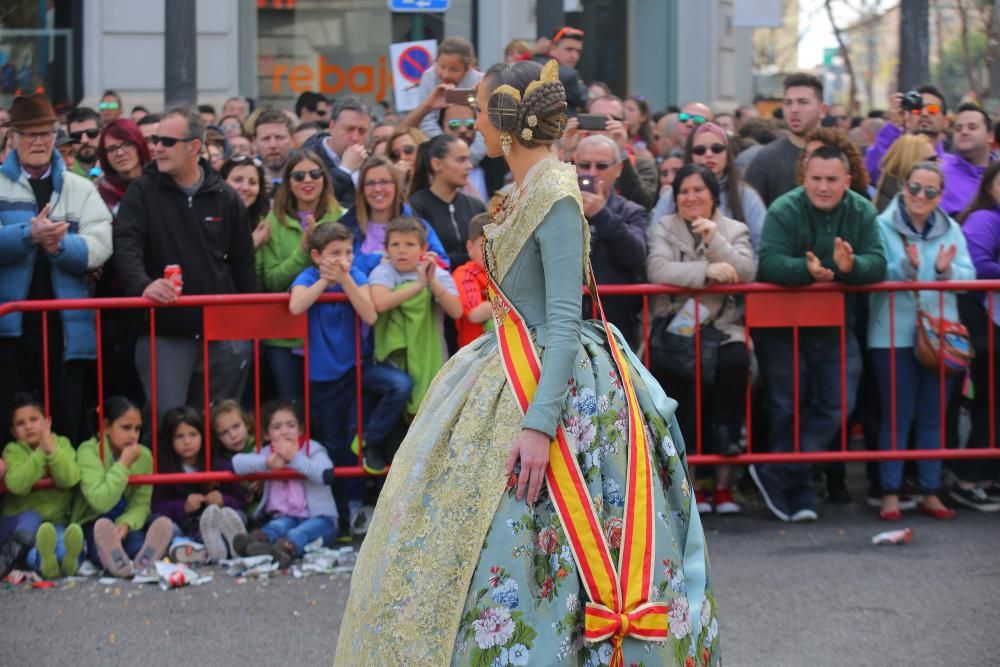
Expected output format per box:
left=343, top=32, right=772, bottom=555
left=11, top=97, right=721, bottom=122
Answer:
left=2, top=280, right=998, bottom=492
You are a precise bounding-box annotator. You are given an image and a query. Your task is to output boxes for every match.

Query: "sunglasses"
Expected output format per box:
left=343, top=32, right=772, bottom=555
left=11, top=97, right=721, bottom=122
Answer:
left=912, top=103, right=942, bottom=115
left=98, top=101, right=120, bottom=111
left=678, top=113, right=707, bottom=126
left=389, top=144, right=417, bottom=161
left=228, top=154, right=263, bottom=167
left=692, top=143, right=726, bottom=156
left=151, top=135, right=196, bottom=147
left=69, top=128, right=101, bottom=142
left=552, top=27, right=584, bottom=42
left=291, top=169, right=324, bottom=182
left=576, top=161, right=614, bottom=171
left=906, top=181, right=940, bottom=199
left=447, top=118, right=476, bottom=130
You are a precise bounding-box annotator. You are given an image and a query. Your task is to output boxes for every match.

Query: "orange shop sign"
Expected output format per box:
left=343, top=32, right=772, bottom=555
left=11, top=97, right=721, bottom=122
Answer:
left=266, top=55, right=391, bottom=101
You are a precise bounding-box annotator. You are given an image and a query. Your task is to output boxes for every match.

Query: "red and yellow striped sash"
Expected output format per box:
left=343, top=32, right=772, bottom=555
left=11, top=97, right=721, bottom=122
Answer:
left=488, top=271, right=668, bottom=666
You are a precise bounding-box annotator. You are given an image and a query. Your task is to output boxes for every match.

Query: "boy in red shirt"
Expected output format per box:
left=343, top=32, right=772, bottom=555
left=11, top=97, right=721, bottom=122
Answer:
left=452, top=213, right=494, bottom=347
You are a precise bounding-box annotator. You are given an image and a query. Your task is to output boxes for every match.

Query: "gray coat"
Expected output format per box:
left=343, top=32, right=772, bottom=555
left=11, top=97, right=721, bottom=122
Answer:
left=646, top=210, right=756, bottom=343
left=232, top=440, right=338, bottom=520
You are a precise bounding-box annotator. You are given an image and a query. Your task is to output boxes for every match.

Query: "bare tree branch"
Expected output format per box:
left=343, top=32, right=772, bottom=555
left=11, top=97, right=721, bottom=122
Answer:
left=825, top=0, right=859, bottom=112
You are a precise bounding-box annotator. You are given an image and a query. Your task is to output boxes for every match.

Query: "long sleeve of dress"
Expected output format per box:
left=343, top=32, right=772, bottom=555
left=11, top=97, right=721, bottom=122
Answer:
left=522, top=198, right=584, bottom=438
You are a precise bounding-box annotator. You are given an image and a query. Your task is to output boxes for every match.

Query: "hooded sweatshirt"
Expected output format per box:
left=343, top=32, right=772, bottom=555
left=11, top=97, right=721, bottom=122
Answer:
left=867, top=195, right=976, bottom=348
left=2, top=435, right=80, bottom=523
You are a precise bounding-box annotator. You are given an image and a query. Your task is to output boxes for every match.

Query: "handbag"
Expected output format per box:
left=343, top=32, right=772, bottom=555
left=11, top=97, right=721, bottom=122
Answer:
left=914, top=305, right=974, bottom=374
left=898, top=232, right=974, bottom=374
left=649, top=314, right=725, bottom=382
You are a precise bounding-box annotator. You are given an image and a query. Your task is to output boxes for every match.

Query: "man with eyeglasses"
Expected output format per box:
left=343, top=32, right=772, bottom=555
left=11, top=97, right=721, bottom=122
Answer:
left=0, top=92, right=113, bottom=442
left=531, top=26, right=587, bottom=113
left=98, top=90, right=124, bottom=124
left=574, top=134, right=647, bottom=343
left=295, top=91, right=330, bottom=124
left=567, top=95, right=659, bottom=209
left=113, top=106, right=255, bottom=430
left=826, top=103, right=851, bottom=134
left=940, top=103, right=997, bottom=217
left=745, top=72, right=828, bottom=207
left=674, top=102, right=715, bottom=151
left=865, top=85, right=950, bottom=186
left=66, top=106, right=103, bottom=180
left=303, top=96, right=371, bottom=208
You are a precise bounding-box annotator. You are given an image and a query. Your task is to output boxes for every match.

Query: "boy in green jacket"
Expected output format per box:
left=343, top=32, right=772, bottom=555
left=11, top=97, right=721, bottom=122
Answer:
left=750, top=145, right=887, bottom=524
left=2, top=394, right=83, bottom=578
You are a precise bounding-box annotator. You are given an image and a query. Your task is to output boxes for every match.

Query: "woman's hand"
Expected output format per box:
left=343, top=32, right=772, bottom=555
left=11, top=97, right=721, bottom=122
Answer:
left=935, top=243, right=956, bottom=273
left=252, top=219, right=272, bottom=249
left=300, top=214, right=316, bottom=253
left=690, top=217, right=717, bottom=245
left=706, top=262, right=738, bottom=284
left=505, top=429, right=551, bottom=505
left=905, top=242, right=921, bottom=269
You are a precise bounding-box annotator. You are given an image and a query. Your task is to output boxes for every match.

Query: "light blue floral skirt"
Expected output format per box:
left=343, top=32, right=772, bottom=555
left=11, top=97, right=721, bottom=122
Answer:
left=450, top=323, right=720, bottom=667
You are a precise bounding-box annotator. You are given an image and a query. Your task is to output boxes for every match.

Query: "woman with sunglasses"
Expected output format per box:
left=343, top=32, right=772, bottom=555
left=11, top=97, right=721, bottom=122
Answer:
left=256, top=150, right=344, bottom=401
left=408, top=134, right=486, bottom=270
left=952, top=161, right=1000, bottom=510
left=385, top=127, right=427, bottom=196
left=220, top=155, right=271, bottom=249
left=650, top=122, right=766, bottom=250
left=338, top=155, right=449, bottom=276
left=93, top=118, right=153, bottom=404
left=869, top=161, right=974, bottom=520
left=872, top=134, right=937, bottom=213
left=647, top=163, right=755, bottom=515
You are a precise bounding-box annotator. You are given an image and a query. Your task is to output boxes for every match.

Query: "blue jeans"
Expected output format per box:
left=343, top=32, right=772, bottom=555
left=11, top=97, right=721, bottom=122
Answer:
left=26, top=524, right=82, bottom=572
left=259, top=514, right=337, bottom=556
left=872, top=348, right=952, bottom=495
left=82, top=497, right=147, bottom=561
left=0, top=511, right=41, bottom=545
left=756, top=331, right=863, bottom=511
left=265, top=345, right=305, bottom=404
left=311, top=362, right=412, bottom=508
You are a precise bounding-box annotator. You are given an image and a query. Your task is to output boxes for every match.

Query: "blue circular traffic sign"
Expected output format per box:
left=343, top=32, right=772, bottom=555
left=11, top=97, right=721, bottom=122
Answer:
left=398, top=45, right=432, bottom=84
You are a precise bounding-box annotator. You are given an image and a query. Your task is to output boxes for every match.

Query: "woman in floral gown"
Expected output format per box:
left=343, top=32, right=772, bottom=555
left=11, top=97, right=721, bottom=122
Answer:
left=333, top=60, right=719, bottom=667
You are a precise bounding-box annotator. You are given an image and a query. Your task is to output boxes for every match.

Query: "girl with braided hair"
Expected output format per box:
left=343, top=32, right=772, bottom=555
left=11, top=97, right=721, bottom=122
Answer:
left=335, top=59, right=719, bottom=667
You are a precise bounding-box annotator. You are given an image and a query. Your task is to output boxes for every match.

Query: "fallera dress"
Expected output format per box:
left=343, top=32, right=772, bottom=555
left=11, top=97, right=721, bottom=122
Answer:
left=333, top=157, right=719, bottom=667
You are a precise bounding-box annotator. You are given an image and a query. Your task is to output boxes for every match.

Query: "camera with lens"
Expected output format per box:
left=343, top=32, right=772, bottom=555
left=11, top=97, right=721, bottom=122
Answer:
left=901, top=91, right=923, bottom=113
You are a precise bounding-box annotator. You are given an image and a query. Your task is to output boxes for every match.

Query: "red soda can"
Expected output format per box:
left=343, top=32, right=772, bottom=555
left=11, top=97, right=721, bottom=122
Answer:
left=164, top=264, right=183, bottom=296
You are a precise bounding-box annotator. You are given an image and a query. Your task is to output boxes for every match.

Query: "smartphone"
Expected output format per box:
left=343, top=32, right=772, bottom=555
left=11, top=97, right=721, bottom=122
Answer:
left=444, top=88, right=476, bottom=106
left=577, top=174, right=596, bottom=194
left=577, top=114, right=607, bottom=131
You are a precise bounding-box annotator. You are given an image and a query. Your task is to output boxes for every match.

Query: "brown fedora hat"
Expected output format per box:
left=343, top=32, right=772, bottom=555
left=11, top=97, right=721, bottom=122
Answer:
left=9, top=92, right=59, bottom=129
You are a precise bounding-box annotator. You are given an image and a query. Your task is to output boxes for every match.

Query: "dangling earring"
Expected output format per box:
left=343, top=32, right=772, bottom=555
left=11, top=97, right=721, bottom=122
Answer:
left=500, top=132, right=512, bottom=156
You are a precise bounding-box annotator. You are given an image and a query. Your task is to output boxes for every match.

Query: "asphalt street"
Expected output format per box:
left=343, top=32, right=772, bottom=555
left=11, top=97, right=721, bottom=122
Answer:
left=2, top=467, right=998, bottom=666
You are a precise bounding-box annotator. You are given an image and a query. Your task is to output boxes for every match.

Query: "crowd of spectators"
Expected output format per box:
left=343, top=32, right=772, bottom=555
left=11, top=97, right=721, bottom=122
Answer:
left=2, top=26, right=1000, bottom=580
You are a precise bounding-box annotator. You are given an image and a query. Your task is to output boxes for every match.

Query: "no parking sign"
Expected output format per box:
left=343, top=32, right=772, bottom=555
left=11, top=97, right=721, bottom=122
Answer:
left=389, top=39, right=437, bottom=111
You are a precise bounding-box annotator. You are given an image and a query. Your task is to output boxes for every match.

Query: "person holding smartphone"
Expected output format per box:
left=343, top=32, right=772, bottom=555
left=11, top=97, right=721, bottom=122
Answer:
left=574, top=134, right=647, bottom=343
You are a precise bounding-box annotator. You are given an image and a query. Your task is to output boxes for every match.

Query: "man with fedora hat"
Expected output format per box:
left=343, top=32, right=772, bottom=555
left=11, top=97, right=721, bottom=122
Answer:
left=0, top=91, right=113, bottom=441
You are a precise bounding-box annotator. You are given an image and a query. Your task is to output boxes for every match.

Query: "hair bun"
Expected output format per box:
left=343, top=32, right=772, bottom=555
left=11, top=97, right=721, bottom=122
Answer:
left=517, top=80, right=567, bottom=147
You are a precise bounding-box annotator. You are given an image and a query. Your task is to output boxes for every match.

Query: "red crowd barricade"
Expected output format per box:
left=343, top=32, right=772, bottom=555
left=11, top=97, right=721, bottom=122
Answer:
left=1, top=280, right=998, bottom=492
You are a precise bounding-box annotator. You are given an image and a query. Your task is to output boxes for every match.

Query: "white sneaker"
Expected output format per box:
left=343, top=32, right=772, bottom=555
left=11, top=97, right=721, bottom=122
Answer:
left=790, top=508, right=818, bottom=523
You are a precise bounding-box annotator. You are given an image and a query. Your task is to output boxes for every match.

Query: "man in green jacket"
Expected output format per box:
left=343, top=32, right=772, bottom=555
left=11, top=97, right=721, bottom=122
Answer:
left=750, top=145, right=887, bottom=523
